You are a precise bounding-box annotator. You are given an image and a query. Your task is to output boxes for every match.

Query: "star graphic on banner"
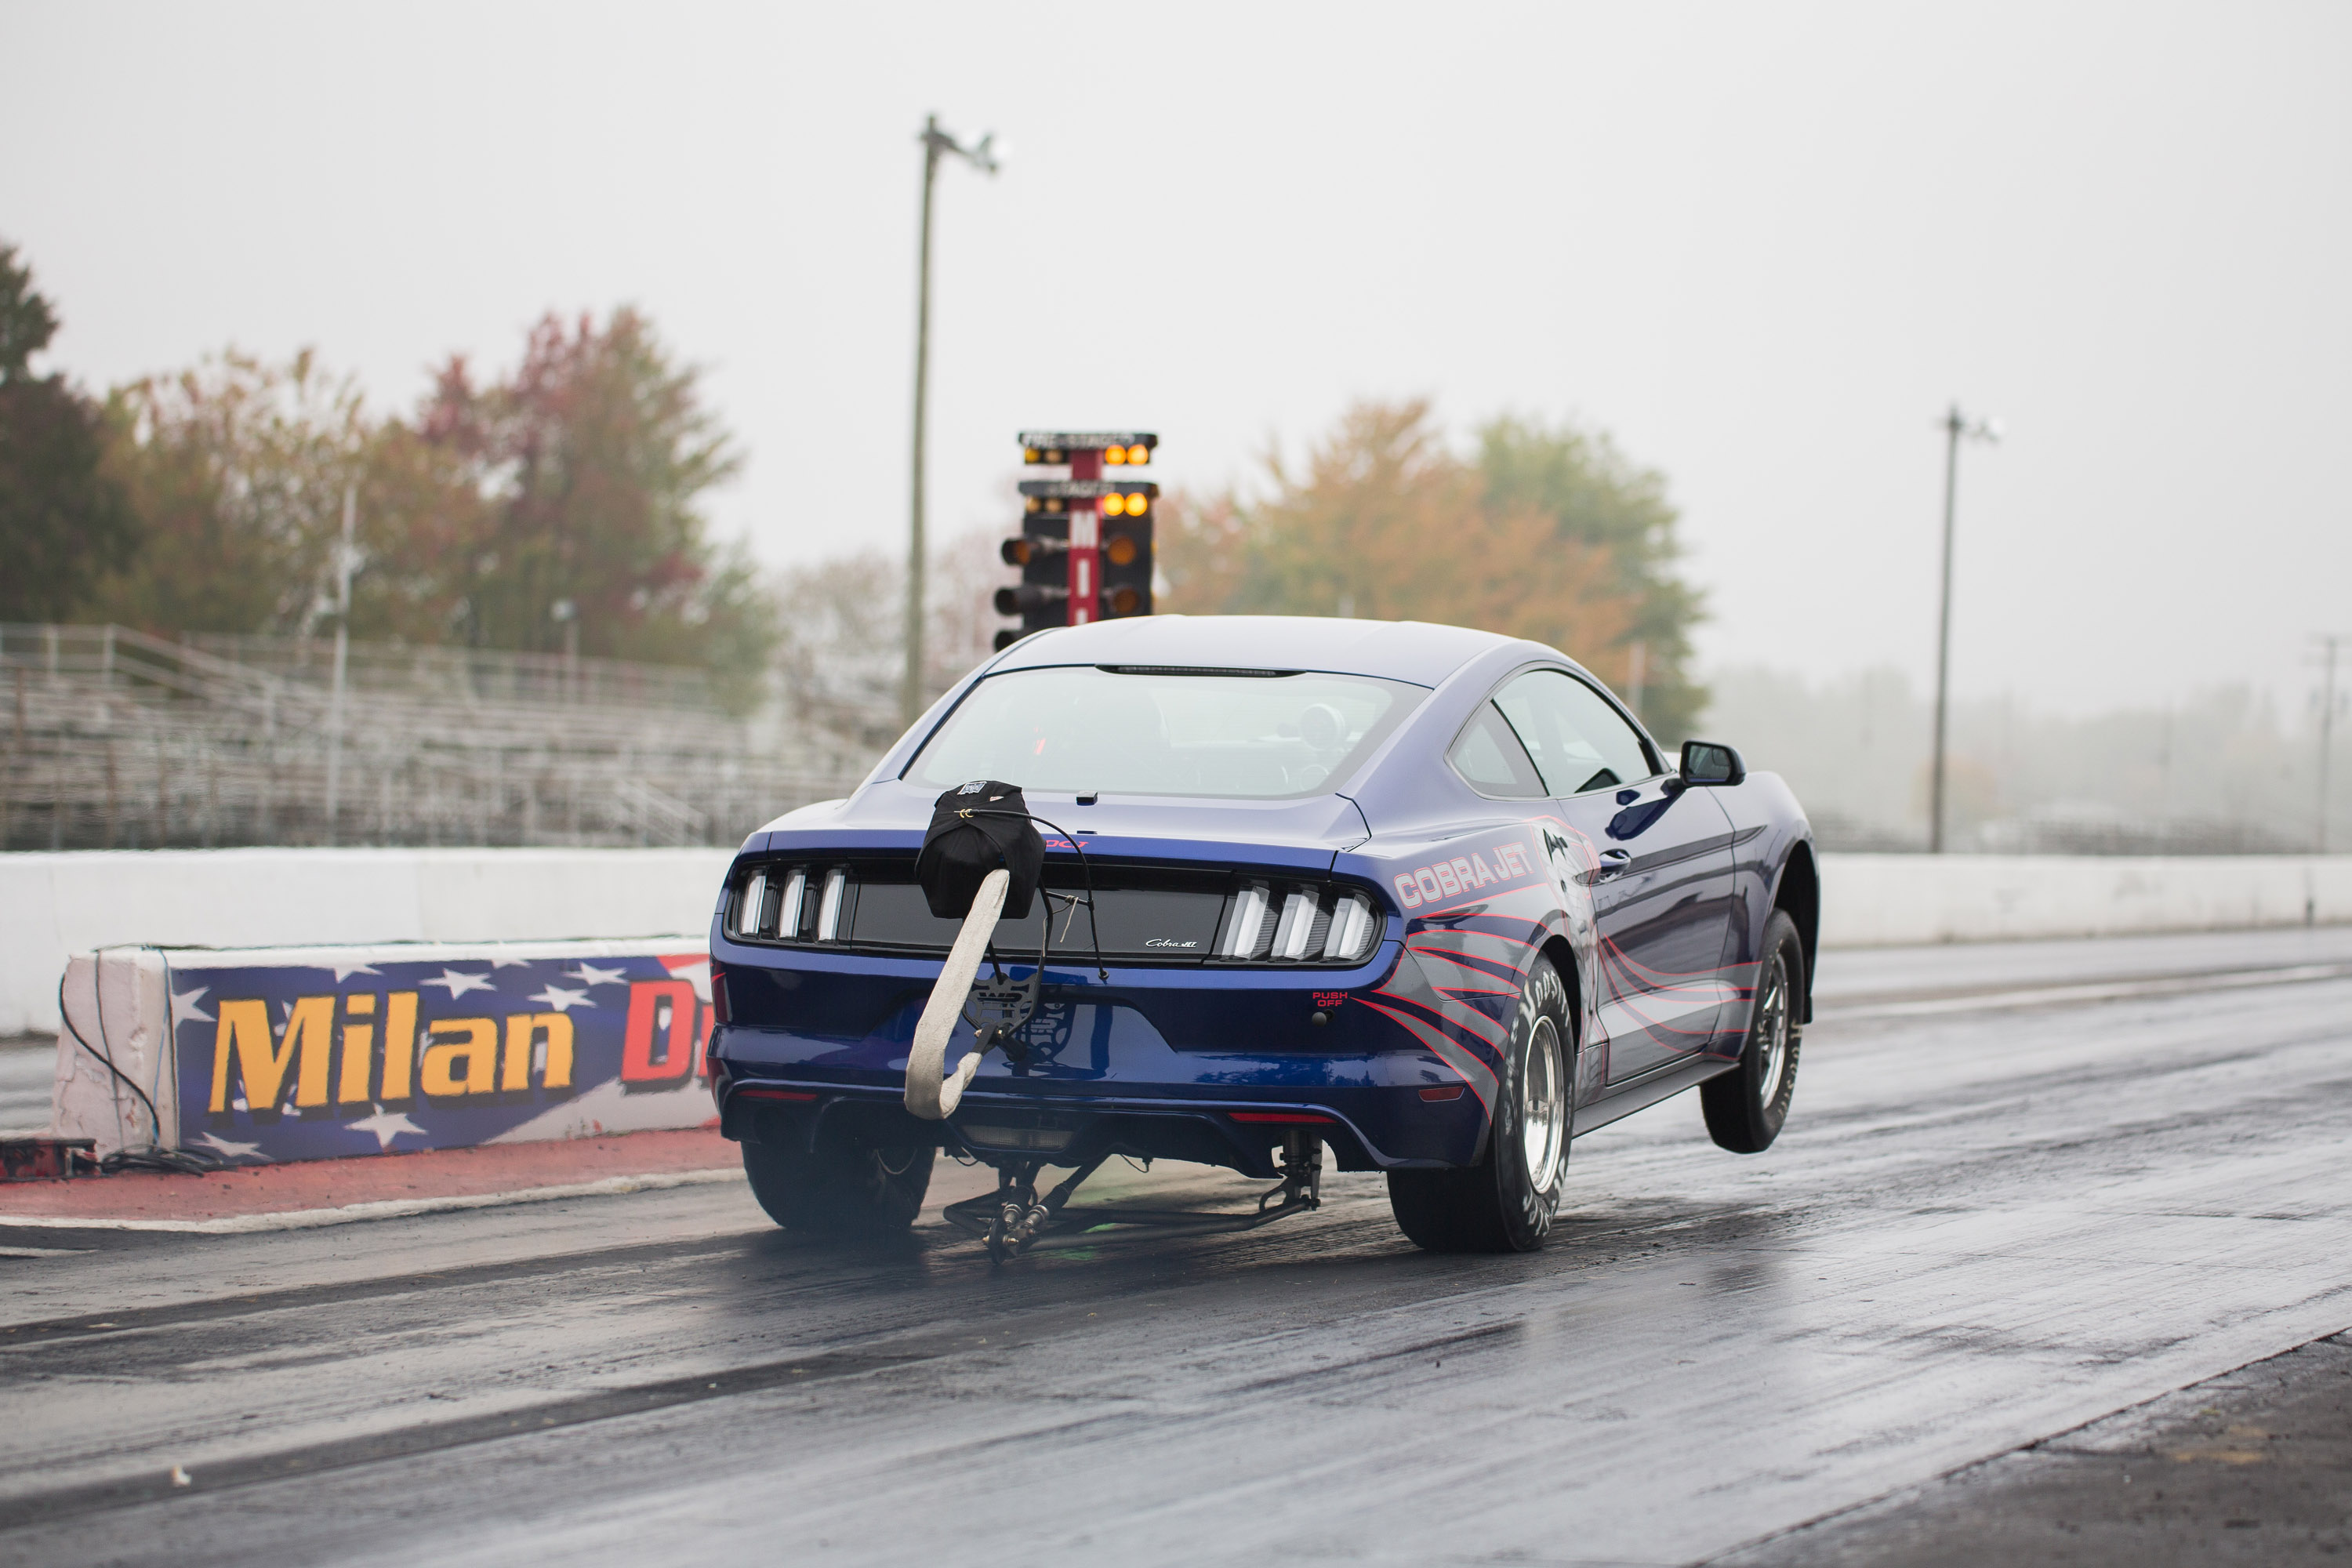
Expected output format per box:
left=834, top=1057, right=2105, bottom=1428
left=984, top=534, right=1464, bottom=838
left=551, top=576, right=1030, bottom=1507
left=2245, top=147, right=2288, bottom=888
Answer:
left=487, top=953, right=533, bottom=969
left=662, top=958, right=713, bottom=1004
left=326, top=961, right=381, bottom=983
left=194, top=1131, right=263, bottom=1161
left=169, top=986, right=213, bottom=1028
left=565, top=963, right=627, bottom=989
left=421, top=968, right=495, bottom=999
left=345, top=1106, right=426, bottom=1152
left=524, top=985, right=593, bottom=1013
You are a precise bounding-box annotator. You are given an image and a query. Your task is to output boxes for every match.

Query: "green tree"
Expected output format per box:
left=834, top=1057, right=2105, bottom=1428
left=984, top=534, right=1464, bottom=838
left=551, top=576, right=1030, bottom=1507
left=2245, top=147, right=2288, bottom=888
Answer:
left=0, top=242, right=140, bottom=621
left=1160, top=401, right=1704, bottom=735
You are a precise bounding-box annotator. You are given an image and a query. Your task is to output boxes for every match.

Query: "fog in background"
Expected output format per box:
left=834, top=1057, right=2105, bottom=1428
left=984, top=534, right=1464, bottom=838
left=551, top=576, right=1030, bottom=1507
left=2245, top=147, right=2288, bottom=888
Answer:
left=5, top=1, right=2349, bottom=829
left=1707, top=665, right=2342, bottom=852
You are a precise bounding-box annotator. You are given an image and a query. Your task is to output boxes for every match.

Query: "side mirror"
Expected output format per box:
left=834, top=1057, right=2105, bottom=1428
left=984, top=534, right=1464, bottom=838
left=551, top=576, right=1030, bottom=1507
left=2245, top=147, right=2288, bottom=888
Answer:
left=1675, top=739, right=1745, bottom=789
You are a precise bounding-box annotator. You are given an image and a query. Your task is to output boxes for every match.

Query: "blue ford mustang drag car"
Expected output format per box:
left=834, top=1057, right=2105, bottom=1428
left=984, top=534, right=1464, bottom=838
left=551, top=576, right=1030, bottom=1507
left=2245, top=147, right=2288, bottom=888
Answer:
left=706, top=615, right=1817, bottom=1254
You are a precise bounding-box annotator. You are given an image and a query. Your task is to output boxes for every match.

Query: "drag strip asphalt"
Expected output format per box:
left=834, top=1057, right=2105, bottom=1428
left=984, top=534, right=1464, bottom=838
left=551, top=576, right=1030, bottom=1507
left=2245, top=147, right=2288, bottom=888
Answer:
left=2, top=926, right=2348, bottom=1566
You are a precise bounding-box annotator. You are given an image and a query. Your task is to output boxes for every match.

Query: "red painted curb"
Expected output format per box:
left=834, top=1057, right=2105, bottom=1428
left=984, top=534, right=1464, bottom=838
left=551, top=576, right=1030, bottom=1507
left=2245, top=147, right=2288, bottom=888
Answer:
left=0, top=1129, right=740, bottom=1223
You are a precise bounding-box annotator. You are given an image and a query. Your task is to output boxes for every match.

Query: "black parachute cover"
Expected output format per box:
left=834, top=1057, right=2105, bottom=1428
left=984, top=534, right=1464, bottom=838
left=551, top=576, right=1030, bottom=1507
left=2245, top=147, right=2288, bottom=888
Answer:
left=916, top=781, right=1045, bottom=920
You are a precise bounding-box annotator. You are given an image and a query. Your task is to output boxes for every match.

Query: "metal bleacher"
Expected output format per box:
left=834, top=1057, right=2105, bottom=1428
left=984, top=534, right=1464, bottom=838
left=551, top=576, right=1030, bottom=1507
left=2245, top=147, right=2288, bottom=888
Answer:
left=0, top=624, right=879, bottom=851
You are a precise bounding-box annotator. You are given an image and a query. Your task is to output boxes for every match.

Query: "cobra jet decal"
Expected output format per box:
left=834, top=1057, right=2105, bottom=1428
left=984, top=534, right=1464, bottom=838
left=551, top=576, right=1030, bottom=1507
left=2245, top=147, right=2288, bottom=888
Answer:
left=1390, top=840, right=1537, bottom=912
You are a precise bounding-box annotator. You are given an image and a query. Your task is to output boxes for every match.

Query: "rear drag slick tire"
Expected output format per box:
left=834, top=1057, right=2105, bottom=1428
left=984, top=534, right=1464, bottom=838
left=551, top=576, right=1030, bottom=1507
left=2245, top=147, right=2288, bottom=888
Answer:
left=1388, top=955, right=1573, bottom=1253
left=742, top=1127, right=933, bottom=1236
left=1702, top=907, right=1804, bottom=1154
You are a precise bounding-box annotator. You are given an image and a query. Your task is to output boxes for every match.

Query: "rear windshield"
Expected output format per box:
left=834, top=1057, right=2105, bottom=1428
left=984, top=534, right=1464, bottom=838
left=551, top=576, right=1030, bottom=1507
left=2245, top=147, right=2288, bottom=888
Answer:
left=906, top=665, right=1425, bottom=800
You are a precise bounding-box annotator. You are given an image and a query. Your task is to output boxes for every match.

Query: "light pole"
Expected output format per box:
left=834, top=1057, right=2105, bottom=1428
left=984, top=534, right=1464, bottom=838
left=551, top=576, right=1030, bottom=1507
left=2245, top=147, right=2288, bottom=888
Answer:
left=1929, top=404, right=2000, bottom=854
left=2316, top=633, right=2345, bottom=852
left=324, top=482, right=357, bottom=845
left=904, top=114, right=999, bottom=730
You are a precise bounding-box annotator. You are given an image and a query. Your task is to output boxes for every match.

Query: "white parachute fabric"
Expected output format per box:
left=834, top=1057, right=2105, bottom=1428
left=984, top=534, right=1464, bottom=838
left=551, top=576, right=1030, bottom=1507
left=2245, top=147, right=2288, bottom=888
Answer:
left=903, top=868, right=1009, bottom=1121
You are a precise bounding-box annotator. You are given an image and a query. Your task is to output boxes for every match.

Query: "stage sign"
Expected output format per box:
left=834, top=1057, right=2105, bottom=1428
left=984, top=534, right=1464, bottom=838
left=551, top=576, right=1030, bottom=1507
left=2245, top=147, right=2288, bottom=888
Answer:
left=166, top=940, right=716, bottom=1164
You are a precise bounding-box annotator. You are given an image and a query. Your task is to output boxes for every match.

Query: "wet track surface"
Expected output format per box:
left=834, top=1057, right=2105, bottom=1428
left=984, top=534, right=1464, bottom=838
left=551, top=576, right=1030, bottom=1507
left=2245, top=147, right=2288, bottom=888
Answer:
left=3, top=926, right=2350, bottom=1566
left=1724, top=1329, right=2352, bottom=1563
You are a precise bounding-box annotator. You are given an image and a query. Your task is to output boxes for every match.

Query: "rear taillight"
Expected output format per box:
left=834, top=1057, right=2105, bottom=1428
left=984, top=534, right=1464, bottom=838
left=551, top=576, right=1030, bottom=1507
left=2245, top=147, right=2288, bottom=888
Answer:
left=814, top=868, right=847, bottom=941
left=1220, top=883, right=1381, bottom=964
left=1323, top=891, right=1378, bottom=962
left=728, top=864, right=840, bottom=945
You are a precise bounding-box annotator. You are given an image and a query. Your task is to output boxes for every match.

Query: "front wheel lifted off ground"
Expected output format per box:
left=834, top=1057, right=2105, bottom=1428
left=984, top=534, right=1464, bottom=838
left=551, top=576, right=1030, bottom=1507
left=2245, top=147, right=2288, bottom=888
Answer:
left=742, top=1125, right=933, bottom=1235
left=1388, top=954, right=1573, bottom=1253
left=1702, top=907, right=1804, bottom=1153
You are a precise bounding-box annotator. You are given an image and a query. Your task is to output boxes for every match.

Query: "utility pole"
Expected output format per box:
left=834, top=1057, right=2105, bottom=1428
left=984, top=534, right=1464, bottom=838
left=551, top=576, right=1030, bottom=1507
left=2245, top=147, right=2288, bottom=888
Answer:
left=904, top=115, right=999, bottom=730
left=2318, top=633, right=2344, bottom=853
left=1929, top=405, right=2000, bottom=854
left=325, top=483, right=356, bottom=845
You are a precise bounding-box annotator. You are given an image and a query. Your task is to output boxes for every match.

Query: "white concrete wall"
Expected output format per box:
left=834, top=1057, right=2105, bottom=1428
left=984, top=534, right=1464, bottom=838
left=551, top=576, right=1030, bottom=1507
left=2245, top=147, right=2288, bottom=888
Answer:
left=1818, top=854, right=2352, bottom=948
left=5, top=847, right=2349, bottom=1036
left=1, top=848, right=733, bottom=1036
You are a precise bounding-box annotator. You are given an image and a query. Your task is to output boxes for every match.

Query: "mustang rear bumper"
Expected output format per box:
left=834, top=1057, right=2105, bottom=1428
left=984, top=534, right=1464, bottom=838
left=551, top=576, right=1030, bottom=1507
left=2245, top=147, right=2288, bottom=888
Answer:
left=706, top=938, right=1504, bottom=1174
left=713, top=1059, right=1484, bottom=1177
left=710, top=980, right=1489, bottom=1176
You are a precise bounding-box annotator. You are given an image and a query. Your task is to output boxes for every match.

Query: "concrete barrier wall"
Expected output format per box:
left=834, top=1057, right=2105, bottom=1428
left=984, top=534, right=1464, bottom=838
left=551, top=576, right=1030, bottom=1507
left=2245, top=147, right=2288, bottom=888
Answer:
left=2, top=848, right=732, bottom=1037
left=1818, top=854, right=2352, bottom=947
left=53, top=939, right=717, bottom=1158
left=5, top=846, right=2348, bottom=1036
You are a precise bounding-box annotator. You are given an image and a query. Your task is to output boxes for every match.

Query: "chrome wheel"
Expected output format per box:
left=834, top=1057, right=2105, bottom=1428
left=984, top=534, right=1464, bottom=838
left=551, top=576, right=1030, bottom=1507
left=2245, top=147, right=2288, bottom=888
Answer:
left=1703, top=909, right=1803, bottom=1156
left=1520, top=1015, right=1568, bottom=1191
left=1754, top=951, right=1791, bottom=1109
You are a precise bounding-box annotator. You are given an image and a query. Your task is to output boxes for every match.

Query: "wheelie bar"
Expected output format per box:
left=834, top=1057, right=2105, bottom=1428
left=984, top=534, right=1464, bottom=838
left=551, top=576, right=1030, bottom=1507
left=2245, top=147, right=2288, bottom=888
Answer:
left=941, top=1133, right=1326, bottom=1262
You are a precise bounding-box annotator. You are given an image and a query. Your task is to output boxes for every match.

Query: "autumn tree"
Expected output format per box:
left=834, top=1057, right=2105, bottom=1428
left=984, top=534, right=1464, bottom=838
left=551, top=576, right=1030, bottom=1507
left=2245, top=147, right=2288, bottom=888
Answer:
left=416, top=309, right=775, bottom=710
left=1159, top=401, right=1705, bottom=737
left=0, top=242, right=140, bottom=621
left=89, top=349, right=368, bottom=635
left=79, top=307, right=776, bottom=712
left=1476, top=414, right=1707, bottom=739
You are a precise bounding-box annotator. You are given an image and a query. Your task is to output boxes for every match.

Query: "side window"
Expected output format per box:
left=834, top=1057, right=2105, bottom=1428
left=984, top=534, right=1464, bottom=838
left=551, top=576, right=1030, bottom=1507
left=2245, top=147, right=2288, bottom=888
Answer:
left=1493, top=670, right=1655, bottom=796
left=1447, top=702, right=1547, bottom=797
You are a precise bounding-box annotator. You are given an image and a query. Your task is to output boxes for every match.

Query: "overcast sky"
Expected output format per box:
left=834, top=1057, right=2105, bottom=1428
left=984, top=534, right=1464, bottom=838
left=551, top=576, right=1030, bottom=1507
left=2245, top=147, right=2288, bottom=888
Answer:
left=6, top=1, right=2347, bottom=717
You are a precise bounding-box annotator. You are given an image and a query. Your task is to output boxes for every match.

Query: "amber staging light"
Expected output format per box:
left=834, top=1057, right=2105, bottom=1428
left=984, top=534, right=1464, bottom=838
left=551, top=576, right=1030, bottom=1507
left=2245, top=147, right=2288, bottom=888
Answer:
left=1105, top=535, right=1138, bottom=566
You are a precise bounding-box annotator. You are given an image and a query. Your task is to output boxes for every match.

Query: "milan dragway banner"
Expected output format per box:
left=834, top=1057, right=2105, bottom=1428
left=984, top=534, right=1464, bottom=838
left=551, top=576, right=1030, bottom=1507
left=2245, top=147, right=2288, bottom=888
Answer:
left=49, top=939, right=720, bottom=1165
